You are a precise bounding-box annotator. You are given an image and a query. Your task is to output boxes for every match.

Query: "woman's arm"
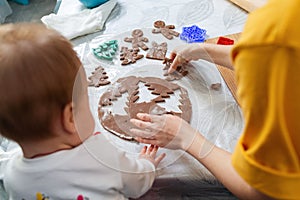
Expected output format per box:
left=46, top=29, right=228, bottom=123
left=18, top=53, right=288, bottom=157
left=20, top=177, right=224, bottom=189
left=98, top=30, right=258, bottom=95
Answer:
left=189, top=133, right=273, bottom=200
left=168, top=43, right=233, bottom=73
left=130, top=114, right=273, bottom=200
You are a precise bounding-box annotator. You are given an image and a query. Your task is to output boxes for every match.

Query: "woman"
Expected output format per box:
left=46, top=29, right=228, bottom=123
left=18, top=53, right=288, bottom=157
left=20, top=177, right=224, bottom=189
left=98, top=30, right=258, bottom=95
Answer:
left=130, top=0, right=300, bottom=199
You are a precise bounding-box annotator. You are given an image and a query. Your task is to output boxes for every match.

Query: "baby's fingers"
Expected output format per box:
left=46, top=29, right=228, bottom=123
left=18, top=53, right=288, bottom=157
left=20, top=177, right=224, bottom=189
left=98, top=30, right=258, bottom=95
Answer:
left=148, top=145, right=158, bottom=156
left=155, top=153, right=166, bottom=167
left=146, top=145, right=155, bottom=154
left=140, top=146, right=147, bottom=154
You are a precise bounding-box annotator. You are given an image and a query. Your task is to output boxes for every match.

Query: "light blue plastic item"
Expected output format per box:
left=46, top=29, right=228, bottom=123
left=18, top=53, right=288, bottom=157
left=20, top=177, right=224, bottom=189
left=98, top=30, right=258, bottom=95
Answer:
left=78, top=0, right=109, bottom=8
left=11, top=0, right=29, bottom=5
left=93, top=40, right=118, bottom=61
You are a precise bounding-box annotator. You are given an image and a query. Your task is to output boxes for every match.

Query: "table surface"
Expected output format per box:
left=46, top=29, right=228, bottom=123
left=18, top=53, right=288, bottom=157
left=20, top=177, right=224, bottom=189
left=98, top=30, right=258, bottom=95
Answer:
left=0, top=0, right=248, bottom=199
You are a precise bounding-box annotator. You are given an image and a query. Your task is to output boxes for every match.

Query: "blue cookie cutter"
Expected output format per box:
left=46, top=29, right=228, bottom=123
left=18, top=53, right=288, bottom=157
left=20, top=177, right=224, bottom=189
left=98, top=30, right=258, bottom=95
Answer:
left=180, top=25, right=207, bottom=43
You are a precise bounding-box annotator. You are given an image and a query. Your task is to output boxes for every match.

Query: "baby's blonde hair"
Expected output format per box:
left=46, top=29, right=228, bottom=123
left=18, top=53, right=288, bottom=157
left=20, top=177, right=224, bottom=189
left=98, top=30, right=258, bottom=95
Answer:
left=0, top=23, right=82, bottom=142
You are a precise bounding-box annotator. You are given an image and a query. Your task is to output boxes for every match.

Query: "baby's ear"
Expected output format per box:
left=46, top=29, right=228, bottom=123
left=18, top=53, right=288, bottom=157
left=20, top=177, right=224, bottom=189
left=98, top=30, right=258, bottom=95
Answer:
left=62, top=102, right=76, bottom=135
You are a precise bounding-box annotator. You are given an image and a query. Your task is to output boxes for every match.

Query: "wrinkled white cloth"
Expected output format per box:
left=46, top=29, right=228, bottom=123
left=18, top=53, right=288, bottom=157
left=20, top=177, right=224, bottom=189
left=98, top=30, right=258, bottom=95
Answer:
left=41, top=0, right=116, bottom=40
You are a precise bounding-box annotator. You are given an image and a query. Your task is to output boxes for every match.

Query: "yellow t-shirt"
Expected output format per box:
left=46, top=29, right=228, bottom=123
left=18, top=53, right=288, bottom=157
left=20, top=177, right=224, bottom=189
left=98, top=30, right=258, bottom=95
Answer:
left=231, top=0, right=300, bottom=199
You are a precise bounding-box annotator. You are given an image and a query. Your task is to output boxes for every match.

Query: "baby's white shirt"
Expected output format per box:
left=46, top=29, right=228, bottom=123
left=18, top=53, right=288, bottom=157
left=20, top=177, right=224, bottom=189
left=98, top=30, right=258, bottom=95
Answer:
left=3, top=133, right=155, bottom=200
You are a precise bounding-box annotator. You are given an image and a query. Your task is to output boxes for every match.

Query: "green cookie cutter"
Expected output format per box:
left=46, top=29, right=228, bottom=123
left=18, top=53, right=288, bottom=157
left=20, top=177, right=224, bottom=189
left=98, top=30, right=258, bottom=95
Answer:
left=92, top=40, right=118, bottom=61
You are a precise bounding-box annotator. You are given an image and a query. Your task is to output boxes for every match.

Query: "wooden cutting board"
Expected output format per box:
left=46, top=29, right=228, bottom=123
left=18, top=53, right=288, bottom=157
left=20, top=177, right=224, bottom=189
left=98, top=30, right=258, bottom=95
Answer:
left=229, top=0, right=267, bottom=12
left=205, top=33, right=241, bottom=104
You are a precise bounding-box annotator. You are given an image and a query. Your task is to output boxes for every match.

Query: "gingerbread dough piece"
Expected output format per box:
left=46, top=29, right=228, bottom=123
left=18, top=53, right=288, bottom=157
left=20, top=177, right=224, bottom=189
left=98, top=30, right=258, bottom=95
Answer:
left=152, top=20, right=180, bottom=40
left=99, top=87, right=124, bottom=106
left=146, top=41, right=167, bottom=60
left=120, top=47, right=144, bottom=65
left=145, top=82, right=174, bottom=98
left=124, top=29, right=149, bottom=51
left=88, top=66, right=110, bottom=87
left=162, top=58, right=188, bottom=81
left=98, top=76, right=192, bottom=141
left=211, top=83, right=222, bottom=91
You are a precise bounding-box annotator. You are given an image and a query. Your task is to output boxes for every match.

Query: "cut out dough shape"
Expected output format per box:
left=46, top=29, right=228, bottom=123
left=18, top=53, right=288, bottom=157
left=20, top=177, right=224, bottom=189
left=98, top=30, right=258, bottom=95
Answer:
left=98, top=76, right=192, bottom=141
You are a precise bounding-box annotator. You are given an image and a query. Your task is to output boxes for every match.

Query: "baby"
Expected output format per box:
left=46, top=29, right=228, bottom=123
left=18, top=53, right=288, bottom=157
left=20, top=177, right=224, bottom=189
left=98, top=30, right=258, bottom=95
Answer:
left=0, top=23, right=165, bottom=200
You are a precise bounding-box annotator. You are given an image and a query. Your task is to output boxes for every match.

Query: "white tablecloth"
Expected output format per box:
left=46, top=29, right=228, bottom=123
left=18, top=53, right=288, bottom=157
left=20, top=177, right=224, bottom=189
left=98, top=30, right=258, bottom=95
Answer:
left=70, top=0, right=247, bottom=182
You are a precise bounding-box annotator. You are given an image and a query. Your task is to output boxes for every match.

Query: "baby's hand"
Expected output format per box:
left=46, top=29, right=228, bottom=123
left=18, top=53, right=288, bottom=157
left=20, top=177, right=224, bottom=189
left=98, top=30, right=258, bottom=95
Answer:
left=139, top=145, right=165, bottom=168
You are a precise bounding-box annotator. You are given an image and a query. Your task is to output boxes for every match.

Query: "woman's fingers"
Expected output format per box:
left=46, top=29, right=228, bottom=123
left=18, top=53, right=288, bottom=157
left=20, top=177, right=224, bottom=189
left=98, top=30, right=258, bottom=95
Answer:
left=169, top=51, right=177, bottom=61
left=130, top=118, right=153, bottom=129
left=169, top=55, right=188, bottom=73
left=131, top=114, right=183, bottom=148
left=130, top=128, right=155, bottom=138
left=136, top=113, right=163, bottom=123
left=130, top=116, right=164, bottom=132
left=136, top=113, right=152, bottom=122
left=168, top=55, right=181, bottom=73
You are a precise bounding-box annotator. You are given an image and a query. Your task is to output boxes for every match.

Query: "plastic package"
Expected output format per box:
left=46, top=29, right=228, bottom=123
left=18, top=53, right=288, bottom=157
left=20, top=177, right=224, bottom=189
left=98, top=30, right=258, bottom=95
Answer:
left=78, top=0, right=109, bottom=8
left=12, top=0, right=29, bottom=5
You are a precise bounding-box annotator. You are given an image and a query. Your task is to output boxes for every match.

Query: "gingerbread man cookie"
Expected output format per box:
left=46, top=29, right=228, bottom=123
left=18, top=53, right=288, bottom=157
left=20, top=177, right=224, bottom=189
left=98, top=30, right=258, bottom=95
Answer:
left=146, top=41, right=167, bottom=60
left=152, top=20, right=180, bottom=40
left=120, top=47, right=144, bottom=65
left=124, top=29, right=149, bottom=51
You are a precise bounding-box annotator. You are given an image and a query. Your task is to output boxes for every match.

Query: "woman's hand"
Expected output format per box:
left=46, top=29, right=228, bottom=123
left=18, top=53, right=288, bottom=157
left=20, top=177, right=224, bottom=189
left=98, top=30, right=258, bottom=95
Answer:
left=139, top=145, right=166, bottom=168
left=168, top=43, right=204, bottom=73
left=168, top=43, right=234, bottom=73
left=130, top=113, right=199, bottom=150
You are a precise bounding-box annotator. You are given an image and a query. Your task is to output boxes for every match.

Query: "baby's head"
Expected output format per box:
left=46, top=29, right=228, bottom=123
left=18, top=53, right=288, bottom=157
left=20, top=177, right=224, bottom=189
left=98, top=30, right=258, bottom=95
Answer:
left=0, top=23, right=94, bottom=145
